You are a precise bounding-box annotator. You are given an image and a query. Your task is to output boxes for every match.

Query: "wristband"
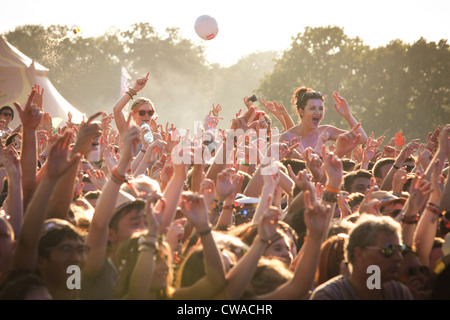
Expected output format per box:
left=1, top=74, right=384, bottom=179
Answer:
left=428, top=202, right=440, bottom=209
left=325, top=185, right=340, bottom=193
left=111, top=166, right=128, bottom=184
left=128, top=88, right=137, bottom=96
left=426, top=205, right=443, bottom=217
left=138, top=235, right=158, bottom=252
left=125, top=91, right=134, bottom=100
left=401, top=214, right=420, bottom=224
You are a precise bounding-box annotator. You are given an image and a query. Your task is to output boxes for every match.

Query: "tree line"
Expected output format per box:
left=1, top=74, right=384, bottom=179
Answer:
left=3, top=24, right=449, bottom=141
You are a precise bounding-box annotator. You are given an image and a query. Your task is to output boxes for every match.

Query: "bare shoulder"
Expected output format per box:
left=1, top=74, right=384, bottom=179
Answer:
left=280, top=126, right=298, bottom=142
left=319, top=125, right=345, bottom=139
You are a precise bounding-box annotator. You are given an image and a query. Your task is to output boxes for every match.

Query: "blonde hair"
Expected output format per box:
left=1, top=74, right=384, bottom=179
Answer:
left=131, top=97, right=154, bottom=111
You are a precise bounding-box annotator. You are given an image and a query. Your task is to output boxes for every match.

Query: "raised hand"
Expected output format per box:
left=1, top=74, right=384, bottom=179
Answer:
left=304, top=190, right=332, bottom=240
left=230, top=106, right=259, bottom=132
left=396, top=139, right=420, bottom=164
left=46, top=132, right=81, bottom=179
left=31, top=84, right=44, bottom=111
left=120, top=125, right=141, bottom=163
left=0, top=143, right=21, bottom=178
left=72, top=112, right=103, bottom=156
left=258, top=205, right=279, bottom=243
left=180, top=192, right=210, bottom=230
left=132, top=72, right=150, bottom=94
left=200, top=178, right=216, bottom=211
left=204, top=112, right=220, bottom=130
left=145, top=192, right=165, bottom=237
left=211, top=104, right=222, bottom=118
left=86, top=169, right=107, bottom=190
left=261, top=99, right=286, bottom=115
left=392, top=167, right=408, bottom=194
left=332, top=91, right=351, bottom=119
left=215, top=168, right=236, bottom=201
left=335, top=123, right=361, bottom=158
left=303, top=147, right=323, bottom=183
left=406, top=172, right=433, bottom=211
left=14, top=88, right=43, bottom=130
left=322, top=151, right=343, bottom=190
left=288, top=165, right=315, bottom=194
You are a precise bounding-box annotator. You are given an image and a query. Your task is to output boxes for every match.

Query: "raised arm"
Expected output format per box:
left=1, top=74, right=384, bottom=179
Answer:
left=217, top=205, right=279, bottom=300
left=84, top=119, right=141, bottom=278
left=45, top=112, right=103, bottom=221
left=14, top=88, right=43, bottom=212
left=113, top=73, right=149, bottom=135
left=0, top=144, right=23, bottom=239
left=157, top=146, right=190, bottom=236
left=126, top=194, right=162, bottom=300
left=11, top=133, right=81, bottom=271
left=259, top=191, right=332, bottom=300
left=260, top=99, right=294, bottom=132
left=381, top=139, right=420, bottom=191
left=413, top=160, right=444, bottom=267
left=172, top=192, right=226, bottom=300
left=332, top=92, right=367, bottom=144
left=397, top=172, right=432, bottom=248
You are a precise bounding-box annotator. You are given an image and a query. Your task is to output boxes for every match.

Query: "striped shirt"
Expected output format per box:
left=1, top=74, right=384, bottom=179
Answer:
left=310, top=275, right=413, bottom=300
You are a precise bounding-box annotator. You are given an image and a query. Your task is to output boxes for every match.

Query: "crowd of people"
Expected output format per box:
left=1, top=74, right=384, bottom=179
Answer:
left=0, top=74, right=449, bottom=300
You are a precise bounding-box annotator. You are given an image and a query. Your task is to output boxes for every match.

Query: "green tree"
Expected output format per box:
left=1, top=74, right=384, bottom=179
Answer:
left=257, top=26, right=450, bottom=141
left=257, top=26, right=369, bottom=129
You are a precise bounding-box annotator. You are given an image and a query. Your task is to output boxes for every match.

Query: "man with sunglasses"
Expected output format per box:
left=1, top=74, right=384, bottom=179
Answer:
left=0, top=106, right=14, bottom=135
left=310, top=215, right=413, bottom=299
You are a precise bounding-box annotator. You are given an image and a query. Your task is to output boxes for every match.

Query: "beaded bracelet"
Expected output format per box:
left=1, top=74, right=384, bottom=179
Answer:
left=125, top=91, right=134, bottom=100
left=401, top=214, right=420, bottom=224
left=428, top=202, right=440, bottom=209
left=426, top=204, right=443, bottom=217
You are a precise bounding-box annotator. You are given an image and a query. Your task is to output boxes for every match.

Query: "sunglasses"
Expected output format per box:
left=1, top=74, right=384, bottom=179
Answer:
left=365, top=243, right=407, bottom=258
left=300, top=91, right=322, bottom=103
left=1, top=113, right=12, bottom=117
left=138, top=110, right=155, bottom=117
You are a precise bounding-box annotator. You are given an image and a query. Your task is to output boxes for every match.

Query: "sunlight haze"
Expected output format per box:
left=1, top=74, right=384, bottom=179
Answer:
left=1, top=0, right=449, bottom=67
